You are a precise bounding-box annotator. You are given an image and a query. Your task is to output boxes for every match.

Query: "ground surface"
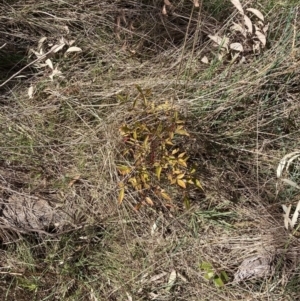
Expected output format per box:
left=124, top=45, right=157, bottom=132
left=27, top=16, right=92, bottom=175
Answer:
left=0, top=1, right=300, bottom=300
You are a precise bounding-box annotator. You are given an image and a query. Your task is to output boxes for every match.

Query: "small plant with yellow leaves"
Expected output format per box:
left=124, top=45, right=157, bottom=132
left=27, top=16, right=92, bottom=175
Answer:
left=117, top=86, right=202, bottom=210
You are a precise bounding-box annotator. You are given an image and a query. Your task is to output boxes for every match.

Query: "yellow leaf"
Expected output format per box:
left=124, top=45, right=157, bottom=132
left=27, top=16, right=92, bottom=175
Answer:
left=190, top=167, right=196, bottom=174
left=178, top=152, right=186, bottom=158
left=156, top=166, right=162, bottom=180
left=156, top=122, right=163, bottom=135
left=117, top=165, right=131, bottom=175
left=128, top=177, right=137, bottom=188
left=161, top=191, right=172, bottom=201
left=174, top=111, right=178, bottom=121
left=176, top=173, right=185, bottom=179
left=132, top=96, right=138, bottom=109
left=133, top=129, right=137, bottom=140
left=143, top=135, right=149, bottom=148
left=178, top=159, right=187, bottom=167
left=172, top=149, right=179, bottom=155
left=173, top=170, right=181, bottom=175
left=143, top=183, right=150, bottom=189
left=165, top=139, right=174, bottom=146
left=118, top=187, right=125, bottom=204
left=169, top=132, right=174, bottom=139
left=177, top=179, right=186, bottom=188
left=175, top=129, right=190, bottom=136
left=145, top=197, right=154, bottom=206
left=120, top=125, right=131, bottom=135
left=141, top=172, right=149, bottom=183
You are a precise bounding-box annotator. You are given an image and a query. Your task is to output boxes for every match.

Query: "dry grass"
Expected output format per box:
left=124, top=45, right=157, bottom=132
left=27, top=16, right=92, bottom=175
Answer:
left=0, top=0, right=300, bottom=300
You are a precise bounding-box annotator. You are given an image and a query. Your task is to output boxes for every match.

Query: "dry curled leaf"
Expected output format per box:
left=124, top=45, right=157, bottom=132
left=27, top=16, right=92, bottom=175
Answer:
left=194, top=0, right=200, bottom=7
left=246, top=8, right=264, bottom=21
left=166, top=269, right=177, bottom=291
left=28, top=85, right=34, bottom=99
left=68, top=174, right=81, bottom=187
left=230, top=42, right=244, bottom=52
left=51, top=43, right=65, bottom=53
left=49, top=67, right=63, bottom=81
left=255, top=30, right=266, bottom=47
left=263, top=23, right=269, bottom=33
left=208, top=35, right=229, bottom=50
left=150, top=272, right=167, bottom=282
left=37, top=37, right=47, bottom=51
left=282, top=178, right=300, bottom=190
left=162, top=4, right=167, bottom=15
left=201, top=56, right=209, bottom=64
left=66, top=46, right=82, bottom=53
left=291, top=200, right=300, bottom=228
left=231, top=22, right=247, bottom=37
left=45, top=58, right=53, bottom=70
left=244, top=15, right=253, bottom=34
left=230, top=0, right=244, bottom=15
left=282, top=200, right=300, bottom=230
left=282, top=204, right=292, bottom=229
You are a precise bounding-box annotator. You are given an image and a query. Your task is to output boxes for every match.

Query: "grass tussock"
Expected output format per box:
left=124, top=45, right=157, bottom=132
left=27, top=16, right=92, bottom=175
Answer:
left=0, top=0, right=300, bottom=300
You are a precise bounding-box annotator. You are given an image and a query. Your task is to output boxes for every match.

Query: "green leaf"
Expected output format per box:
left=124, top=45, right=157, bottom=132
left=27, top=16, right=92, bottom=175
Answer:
left=184, top=196, right=190, bottom=209
left=200, top=261, right=213, bottom=271
left=204, top=271, right=215, bottom=280
left=220, top=271, right=229, bottom=282
left=136, top=85, right=147, bottom=106
left=194, top=179, right=203, bottom=190
left=213, top=276, right=224, bottom=288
